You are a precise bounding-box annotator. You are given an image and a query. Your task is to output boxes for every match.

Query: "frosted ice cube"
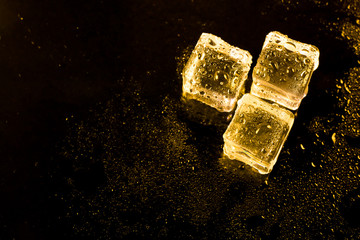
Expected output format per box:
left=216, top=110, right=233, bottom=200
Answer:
left=223, top=94, right=294, bottom=174
left=182, top=33, right=252, bottom=112
left=251, top=31, right=320, bottom=110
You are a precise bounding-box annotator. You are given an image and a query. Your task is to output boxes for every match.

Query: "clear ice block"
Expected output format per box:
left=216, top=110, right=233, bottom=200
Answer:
left=223, top=94, right=294, bottom=174
left=182, top=33, right=252, bottom=112
left=251, top=31, right=320, bottom=110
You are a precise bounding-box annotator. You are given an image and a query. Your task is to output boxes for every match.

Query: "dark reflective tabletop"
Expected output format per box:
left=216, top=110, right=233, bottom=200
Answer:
left=1, top=0, right=360, bottom=239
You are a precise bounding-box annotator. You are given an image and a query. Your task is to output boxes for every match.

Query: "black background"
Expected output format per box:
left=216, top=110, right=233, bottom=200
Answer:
left=1, top=0, right=360, bottom=239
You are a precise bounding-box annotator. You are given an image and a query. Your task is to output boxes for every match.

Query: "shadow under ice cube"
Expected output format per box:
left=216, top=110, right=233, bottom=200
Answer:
left=251, top=31, right=320, bottom=110
left=182, top=33, right=252, bottom=112
left=223, top=94, right=294, bottom=174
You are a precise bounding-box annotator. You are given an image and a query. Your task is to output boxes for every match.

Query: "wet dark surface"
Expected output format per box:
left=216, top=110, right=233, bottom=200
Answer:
left=1, top=0, right=360, bottom=239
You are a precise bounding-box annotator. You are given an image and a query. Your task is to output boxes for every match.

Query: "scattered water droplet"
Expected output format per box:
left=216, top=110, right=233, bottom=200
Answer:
left=331, top=133, right=336, bottom=144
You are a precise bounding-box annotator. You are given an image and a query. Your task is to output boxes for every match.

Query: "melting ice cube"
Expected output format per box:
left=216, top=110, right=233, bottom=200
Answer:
left=223, top=94, right=294, bottom=174
left=182, top=33, right=252, bottom=112
left=251, top=31, right=320, bottom=110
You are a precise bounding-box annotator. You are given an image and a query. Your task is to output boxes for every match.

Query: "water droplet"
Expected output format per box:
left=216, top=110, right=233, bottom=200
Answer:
left=226, top=114, right=233, bottom=121
left=271, top=62, right=279, bottom=70
left=300, top=49, right=309, bottom=55
left=230, top=49, right=242, bottom=59
left=233, top=69, right=241, bottom=77
left=214, top=71, right=228, bottom=83
left=304, top=58, right=311, bottom=64
left=285, top=42, right=296, bottom=51
left=209, top=39, right=216, bottom=46
left=276, top=45, right=283, bottom=51
left=300, top=71, right=308, bottom=78
left=286, top=67, right=295, bottom=76
left=331, top=133, right=336, bottom=144
left=247, top=105, right=254, bottom=112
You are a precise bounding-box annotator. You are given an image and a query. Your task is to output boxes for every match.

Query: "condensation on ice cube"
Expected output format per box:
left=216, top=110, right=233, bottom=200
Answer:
left=182, top=33, right=252, bottom=112
left=223, top=94, right=294, bottom=174
left=251, top=31, right=320, bottom=110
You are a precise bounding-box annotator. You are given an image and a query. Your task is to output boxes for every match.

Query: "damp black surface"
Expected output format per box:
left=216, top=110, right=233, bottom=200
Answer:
left=1, top=0, right=360, bottom=239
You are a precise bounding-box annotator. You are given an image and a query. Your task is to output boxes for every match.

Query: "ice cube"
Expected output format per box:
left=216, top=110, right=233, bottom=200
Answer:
left=182, top=33, right=252, bottom=112
left=223, top=94, right=294, bottom=174
left=251, top=31, right=320, bottom=110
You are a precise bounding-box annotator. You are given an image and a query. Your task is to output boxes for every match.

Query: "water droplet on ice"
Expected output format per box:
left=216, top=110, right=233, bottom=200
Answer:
left=301, top=71, right=308, bottom=78
left=276, top=45, right=283, bottom=51
left=271, top=62, right=279, bottom=70
left=209, top=39, right=216, bottom=46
